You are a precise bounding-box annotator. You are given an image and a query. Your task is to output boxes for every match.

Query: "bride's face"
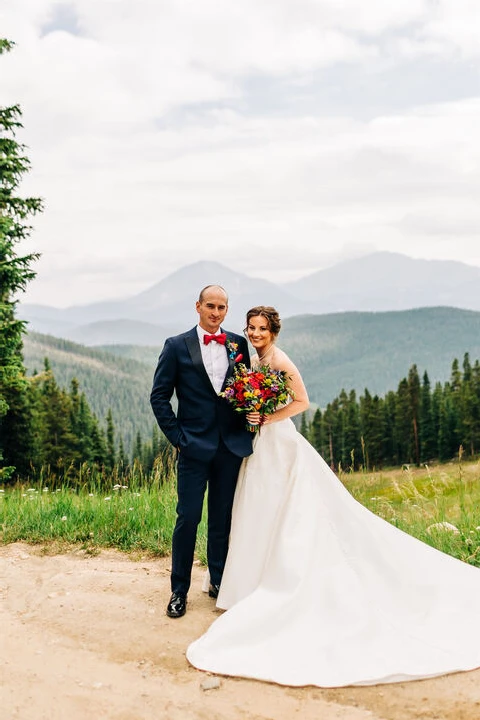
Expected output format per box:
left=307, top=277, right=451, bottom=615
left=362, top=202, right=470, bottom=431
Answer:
left=246, top=315, right=274, bottom=353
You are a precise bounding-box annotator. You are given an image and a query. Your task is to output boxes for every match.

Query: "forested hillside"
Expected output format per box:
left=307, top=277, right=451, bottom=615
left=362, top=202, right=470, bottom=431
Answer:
left=19, top=303, right=480, bottom=474
left=97, top=306, right=480, bottom=406
left=279, top=307, right=480, bottom=404
left=23, top=333, right=155, bottom=451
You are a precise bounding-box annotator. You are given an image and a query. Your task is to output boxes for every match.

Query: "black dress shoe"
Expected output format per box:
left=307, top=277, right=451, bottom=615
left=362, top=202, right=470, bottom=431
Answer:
left=166, top=592, right=187, bottom=618
left=208, top=583, right=220, bottom=599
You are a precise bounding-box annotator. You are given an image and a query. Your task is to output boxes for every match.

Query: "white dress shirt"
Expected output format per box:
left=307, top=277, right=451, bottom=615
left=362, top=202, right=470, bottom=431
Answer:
left=197, top=325, right=229, bottom=393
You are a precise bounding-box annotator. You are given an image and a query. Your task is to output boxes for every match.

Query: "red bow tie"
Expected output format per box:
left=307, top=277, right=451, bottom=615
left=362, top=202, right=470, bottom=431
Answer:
left=204, top=332, right=227, bottom=345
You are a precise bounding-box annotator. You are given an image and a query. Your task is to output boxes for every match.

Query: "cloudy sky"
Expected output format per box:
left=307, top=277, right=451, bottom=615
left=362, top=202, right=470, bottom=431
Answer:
left=2, top=0, right=480, bottom=307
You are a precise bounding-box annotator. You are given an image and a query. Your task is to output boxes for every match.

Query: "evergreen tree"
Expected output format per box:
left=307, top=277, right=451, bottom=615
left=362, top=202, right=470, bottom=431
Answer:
left=359, top=389, right=385, bottom=469
left=309, top=408, right=323, bottom=454
left=448, top=358, right=462, bottom=451
left=105, top=408, right=116, bottom=472
left=460, top=352, right=479, bottom=456
left=0, top=39, right=42, bottom=479
left=419, top=371, right=435, bottom=461
left=343, top=389, right=361, bottom=470
left=38, top=360, right=76, bottom=474
left=132, top=431, right=143, bottom=464
left=407, top=364, right=421, bottom=465
left=323, top=399, right=340, bottom=469
left=299, top=411, right=309, bottom=439
left=117, top=436, right=128, bottom=474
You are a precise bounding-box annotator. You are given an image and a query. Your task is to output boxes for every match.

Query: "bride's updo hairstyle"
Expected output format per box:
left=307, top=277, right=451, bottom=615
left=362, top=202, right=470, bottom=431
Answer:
left=245, top=306, right=281, bottom=338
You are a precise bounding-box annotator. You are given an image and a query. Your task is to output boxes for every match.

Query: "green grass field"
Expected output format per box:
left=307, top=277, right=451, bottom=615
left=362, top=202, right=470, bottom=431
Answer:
left=1, top=456, right=480, bottom=566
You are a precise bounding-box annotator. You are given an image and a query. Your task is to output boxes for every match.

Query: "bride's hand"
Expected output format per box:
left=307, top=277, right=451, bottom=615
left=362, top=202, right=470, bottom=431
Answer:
left=246, top=411, right=261, bottom=425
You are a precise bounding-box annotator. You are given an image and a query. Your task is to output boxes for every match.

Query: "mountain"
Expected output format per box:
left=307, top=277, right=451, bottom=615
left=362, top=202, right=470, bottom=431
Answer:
left=24, top=307, right=480, bottom=453
left=65, top=319, right=170, bottom=347
left=285, top=252, right=480, bottom=312
left=19, top=253, right=480, bottom=346
left=19, top=261, right=306, bottom=344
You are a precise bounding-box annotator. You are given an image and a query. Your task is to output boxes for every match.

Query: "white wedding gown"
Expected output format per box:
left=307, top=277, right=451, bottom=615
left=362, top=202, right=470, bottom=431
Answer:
left=186, top=418, right=480, bottom=687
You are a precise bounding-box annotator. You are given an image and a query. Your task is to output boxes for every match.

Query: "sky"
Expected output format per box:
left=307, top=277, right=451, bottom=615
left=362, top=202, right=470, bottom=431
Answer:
left=2, top=0, right=480, bottom=307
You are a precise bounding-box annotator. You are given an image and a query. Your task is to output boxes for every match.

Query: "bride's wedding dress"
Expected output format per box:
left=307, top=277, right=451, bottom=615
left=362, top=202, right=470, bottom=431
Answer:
left=187, top=418, right=480, bottom=687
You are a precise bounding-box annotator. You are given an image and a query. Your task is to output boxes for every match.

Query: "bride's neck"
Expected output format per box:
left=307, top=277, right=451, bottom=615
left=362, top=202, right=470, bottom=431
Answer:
left=256, top=344, right=275, bottom=363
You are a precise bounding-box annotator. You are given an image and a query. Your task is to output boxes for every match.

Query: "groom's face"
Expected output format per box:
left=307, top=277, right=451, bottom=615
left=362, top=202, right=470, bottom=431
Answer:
left=196, top=288, right=228, bottom=333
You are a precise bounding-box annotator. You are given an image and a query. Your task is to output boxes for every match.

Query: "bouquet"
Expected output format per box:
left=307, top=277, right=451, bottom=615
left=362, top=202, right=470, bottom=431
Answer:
left=220, top=363, right=292, bottom=432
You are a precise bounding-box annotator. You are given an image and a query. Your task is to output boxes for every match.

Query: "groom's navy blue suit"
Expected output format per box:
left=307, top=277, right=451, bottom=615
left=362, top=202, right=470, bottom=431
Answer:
left=150, top=326, right=252, bottom=596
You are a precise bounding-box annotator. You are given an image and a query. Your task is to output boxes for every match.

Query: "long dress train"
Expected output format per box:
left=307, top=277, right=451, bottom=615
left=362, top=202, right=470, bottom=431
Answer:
left=187, top=418, right=480, bottom=687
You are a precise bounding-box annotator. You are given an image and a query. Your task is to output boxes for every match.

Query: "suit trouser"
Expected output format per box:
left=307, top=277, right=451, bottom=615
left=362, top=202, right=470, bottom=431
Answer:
left=171, top=440, right=243, bottom=596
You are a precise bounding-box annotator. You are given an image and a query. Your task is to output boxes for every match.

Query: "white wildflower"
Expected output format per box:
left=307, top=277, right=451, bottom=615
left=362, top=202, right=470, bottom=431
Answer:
left=104, top=496, right=111, bottom=501
left=61, top=516, right=67, bottom=522
left=426, top=522, right=460, bottom=535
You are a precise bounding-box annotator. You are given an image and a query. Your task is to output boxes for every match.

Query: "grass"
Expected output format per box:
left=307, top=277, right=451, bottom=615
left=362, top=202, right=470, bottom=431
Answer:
left=340, top=453, right=480, bottom=566
left=0, top=468, right=207, bottom=562
left=1, top=456, right=480, bottom=566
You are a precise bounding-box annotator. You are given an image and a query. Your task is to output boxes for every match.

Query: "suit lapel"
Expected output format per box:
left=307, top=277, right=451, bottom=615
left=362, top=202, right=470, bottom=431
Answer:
left=221, top=332, right=237, bottom=392
left=185, top=331, right=218, bottom=395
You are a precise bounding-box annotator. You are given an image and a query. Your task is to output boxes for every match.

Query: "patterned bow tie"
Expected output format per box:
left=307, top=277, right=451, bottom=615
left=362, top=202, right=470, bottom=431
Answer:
left=204, top=332, right=227, bottom=345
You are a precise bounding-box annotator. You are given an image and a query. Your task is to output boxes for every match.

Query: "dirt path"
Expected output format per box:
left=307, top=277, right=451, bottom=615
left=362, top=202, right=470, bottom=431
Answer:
left=1, top=543, right=480, bottom=720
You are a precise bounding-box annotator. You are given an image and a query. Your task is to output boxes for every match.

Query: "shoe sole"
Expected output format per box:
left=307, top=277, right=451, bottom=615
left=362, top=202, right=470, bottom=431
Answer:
left=166, top=609, right=186, bottom=618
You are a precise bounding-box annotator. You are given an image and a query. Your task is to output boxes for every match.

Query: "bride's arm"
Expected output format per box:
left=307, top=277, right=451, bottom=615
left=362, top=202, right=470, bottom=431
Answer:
left=247, top=350, right=310, bottom=425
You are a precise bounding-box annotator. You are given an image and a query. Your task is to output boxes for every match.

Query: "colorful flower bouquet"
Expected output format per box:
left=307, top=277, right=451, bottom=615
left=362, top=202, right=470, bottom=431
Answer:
left=220, top=363, right=292, bottom=432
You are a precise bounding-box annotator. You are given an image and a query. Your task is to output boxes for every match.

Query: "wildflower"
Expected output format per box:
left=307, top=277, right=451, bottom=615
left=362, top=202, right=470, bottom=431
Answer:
left=105, top=496, right=111, bottom=501
left=426, top=522, right=460, bottom=535
left=43, top=487, right=49, bottom=492
left=61, top=516, right=67, bottom=522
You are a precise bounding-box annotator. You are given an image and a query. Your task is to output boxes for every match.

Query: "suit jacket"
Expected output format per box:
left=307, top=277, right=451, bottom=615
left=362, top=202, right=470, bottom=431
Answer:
left=150, top=327, right=253, bottom=461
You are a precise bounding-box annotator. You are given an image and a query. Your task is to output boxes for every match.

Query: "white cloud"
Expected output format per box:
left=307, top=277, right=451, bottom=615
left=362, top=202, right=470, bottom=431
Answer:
left=2, top=0, right=480, bottom=305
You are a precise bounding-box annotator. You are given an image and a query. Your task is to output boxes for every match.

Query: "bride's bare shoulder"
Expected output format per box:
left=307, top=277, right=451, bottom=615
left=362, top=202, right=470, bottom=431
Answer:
left=271, top=347, right=296, bottom=372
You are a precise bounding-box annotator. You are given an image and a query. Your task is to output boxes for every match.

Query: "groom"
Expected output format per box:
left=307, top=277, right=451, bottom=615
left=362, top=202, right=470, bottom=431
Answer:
left=150, top=285, right=252, bottom=618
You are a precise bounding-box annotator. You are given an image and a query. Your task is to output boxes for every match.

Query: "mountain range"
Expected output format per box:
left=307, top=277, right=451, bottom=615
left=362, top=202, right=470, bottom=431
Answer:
left=19, top=252, right=480, bottom=346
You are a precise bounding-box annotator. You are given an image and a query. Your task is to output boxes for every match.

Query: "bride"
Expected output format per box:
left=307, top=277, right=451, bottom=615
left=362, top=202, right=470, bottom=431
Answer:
left=186, top=306, right=480, bottom=688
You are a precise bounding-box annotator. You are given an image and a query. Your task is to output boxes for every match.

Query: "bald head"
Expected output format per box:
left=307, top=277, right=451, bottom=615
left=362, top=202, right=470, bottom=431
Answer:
left=196, top=285, right=229, bottom=333
left=198, top=285, right=228, bottom=304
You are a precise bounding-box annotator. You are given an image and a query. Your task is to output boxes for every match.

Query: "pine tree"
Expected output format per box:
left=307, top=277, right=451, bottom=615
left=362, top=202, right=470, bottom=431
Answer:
left=407, top=364, right=421, bottom=465
left=105, top=408, right=116, bottom=472
left=0, top=39, right=43, bottom=479
left=38, top=360, right=76, bottom=475
left=419, top=371, right=435, bottom=461
left=299, top=411, right=309, bottom=439
left=309, top=408, right=323, bottom=454
left=359, top=389, right=385, bottom=469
